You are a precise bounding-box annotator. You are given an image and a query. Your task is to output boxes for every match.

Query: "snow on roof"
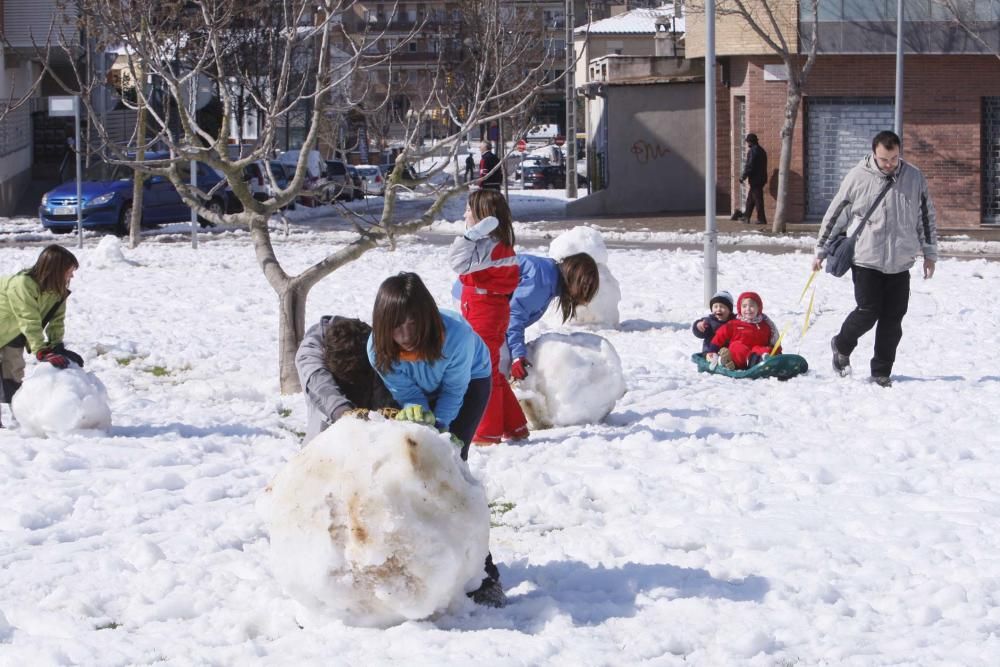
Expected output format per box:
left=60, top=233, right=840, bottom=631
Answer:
left=575, top=5, right=684, bottom=36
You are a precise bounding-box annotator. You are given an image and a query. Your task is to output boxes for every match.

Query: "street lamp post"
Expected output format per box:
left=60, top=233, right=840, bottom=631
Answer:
left=565, top=0, right=577, bottom=198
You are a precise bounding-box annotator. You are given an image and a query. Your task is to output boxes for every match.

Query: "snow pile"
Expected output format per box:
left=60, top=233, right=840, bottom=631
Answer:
left=262, top=415, right=490, bottom=627
left=546, top=226, right=621, bottom=328
left=515, top=332, right=626, bottom=429
left=11, top=364, right=111, bottom=437
left=86, top=236, right=137, bottom=268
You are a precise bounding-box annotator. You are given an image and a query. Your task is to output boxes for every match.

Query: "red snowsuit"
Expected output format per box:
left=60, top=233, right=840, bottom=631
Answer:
left=448, top=231, right=526, bottom=443
left=709, top=291, right=782, bottom=369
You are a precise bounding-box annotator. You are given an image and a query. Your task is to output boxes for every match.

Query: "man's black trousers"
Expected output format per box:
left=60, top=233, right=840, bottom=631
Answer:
left=835, top=265, right=910, bottom=377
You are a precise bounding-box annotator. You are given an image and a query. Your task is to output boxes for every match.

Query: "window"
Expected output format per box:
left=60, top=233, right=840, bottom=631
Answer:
left=544, top=9, right=566, bottom=29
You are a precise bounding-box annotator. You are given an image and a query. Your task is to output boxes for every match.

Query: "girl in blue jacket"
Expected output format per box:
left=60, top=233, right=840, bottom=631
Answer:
left=368, top=272, right=492, bottom=459
left=368, top=272, right=507, bottom=608
left=507, top=252, right=600, bottom=380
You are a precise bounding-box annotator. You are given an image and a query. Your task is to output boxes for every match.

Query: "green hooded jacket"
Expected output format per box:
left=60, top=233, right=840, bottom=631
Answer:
left=0, top=272, right=67, bottom=353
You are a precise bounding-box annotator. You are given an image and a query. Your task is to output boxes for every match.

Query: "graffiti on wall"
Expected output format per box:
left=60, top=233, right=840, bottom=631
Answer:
left=631, top=140, right=670, bottom=165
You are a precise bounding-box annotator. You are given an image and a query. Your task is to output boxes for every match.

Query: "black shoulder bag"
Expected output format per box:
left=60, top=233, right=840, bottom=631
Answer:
left=824, top=176, right=895, bottom=277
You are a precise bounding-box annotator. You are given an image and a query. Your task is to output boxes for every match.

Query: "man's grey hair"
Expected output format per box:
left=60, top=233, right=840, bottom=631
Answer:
left=480, top=140, right=492, bottom=151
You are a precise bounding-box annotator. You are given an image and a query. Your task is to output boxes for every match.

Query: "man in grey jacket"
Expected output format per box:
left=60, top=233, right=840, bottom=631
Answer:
left=295, top=316, right=397, bottom=444
left=811, top=130, right=938, bottom=387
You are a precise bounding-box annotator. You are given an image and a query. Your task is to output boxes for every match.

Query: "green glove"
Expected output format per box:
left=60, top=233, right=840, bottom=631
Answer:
left=445, top=432, right=464, bottom=449
left=396, top=404, right=436, bottom=425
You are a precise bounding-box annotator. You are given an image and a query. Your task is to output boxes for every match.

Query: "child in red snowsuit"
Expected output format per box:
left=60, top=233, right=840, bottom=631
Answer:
left=448, top=190, right=527, bottom=445
left=706, top=291, right=782, bottom=370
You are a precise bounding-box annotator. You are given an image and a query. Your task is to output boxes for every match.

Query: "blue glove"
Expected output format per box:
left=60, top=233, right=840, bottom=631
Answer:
left=464, top=216, right=499, bottom=241
left=396, top=405, right=436, bottom=426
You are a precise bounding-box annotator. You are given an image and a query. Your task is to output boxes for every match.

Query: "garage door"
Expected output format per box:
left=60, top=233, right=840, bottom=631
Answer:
left=806, top=97, right=894, bottom=218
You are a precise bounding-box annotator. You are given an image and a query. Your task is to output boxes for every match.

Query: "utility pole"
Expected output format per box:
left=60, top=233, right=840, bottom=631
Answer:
left=704, top=0, right=717, bottom=305
left=894, top=0, right=903, bottom=140
left=565, top=0, right=578, bottom=198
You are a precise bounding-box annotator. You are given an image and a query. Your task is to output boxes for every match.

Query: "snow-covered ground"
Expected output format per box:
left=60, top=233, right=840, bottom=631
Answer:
left=1, top=196, right=1000, bottom=664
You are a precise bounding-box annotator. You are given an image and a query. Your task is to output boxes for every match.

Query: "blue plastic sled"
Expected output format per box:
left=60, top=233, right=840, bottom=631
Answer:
left=691, top=352, right=809, bottom=380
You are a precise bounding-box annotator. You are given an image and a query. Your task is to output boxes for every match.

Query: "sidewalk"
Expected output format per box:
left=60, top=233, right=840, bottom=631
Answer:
left=548, top=211, right=1000, bottom=242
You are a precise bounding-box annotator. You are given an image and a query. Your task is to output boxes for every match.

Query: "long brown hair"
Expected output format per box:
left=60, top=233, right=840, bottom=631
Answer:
left=26, top=245, right=78, bottom=297
left=371, top=272, right=444, bottom=373
left=557, top=253, right=600, bottom=322
left=467, top=189, right=515, bottom=247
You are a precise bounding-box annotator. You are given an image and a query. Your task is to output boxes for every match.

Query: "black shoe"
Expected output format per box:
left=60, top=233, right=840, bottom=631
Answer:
left=831, top=337, right=851, bottom=376
left=755, top=220, right=767, bottom=225
left=870, top=375, right=893, bottom=388
left=467, top=577, right=507, bottom=608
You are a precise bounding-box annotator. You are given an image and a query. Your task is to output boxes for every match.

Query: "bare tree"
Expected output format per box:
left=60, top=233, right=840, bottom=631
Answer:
left=49, top=0, right=562, bottom=393
left=688, top=0, right=820, bottom=233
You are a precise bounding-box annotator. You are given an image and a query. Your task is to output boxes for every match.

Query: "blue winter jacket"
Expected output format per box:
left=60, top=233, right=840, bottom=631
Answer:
left=506, top=254, right=561, bottom=361
left=367, top=310, right=491, bottom=431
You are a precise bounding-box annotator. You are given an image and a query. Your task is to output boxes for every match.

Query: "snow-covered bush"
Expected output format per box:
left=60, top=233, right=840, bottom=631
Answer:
left=262, top=415, right=490, bottom=627
left=514, top=332, right=626, bottom=429
left=545, top=226, right=620, bottom=328
left=12, top=363, right=112, bottom=437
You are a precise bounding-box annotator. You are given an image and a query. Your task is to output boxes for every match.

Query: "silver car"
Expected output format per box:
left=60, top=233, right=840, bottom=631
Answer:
left=355, top=165, right=384, bottom=196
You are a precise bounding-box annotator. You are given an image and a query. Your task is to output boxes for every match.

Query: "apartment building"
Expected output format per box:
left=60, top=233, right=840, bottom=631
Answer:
left=686, top=0, right=1000, bottom=228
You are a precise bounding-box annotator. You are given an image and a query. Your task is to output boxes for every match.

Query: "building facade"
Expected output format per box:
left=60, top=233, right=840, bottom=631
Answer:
left=686, top=0, right=1000, bottom=228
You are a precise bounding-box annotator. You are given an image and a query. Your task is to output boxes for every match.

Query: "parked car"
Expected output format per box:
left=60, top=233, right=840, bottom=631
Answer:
left=243, top=160, right=294, bottom=208
left=522, top=164, right=588, bottom=190
left=355, top=164, right=384, bottom=196
left=39, top=153, right=231, bottom=235
left=377, top=162, right=418, bottom=183
left=347, top=165, right=364, bottom=200
left=321, top=159, right=358, bottom=202
left=515, top=156, right=549, bottom=181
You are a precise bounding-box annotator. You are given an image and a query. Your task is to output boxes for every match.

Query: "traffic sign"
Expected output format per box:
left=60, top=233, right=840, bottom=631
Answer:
left=516, top=139, right=527, bottom=152
left=554, top=134, right=566, bottom=146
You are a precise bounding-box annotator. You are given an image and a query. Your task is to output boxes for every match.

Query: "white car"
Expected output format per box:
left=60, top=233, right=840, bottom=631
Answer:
left=355, top=165, right=384, bottom=196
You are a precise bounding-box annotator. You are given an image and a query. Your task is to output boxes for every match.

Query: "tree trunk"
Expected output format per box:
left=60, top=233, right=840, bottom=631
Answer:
left=130, top=68, right=146, bottom=248
left=772, top=83, right=803, bottom=234
left=277, top=280, right=308, bottom=394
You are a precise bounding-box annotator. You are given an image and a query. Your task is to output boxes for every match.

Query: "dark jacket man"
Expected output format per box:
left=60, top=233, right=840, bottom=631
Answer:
left=740, top=133, right=768, bottom=224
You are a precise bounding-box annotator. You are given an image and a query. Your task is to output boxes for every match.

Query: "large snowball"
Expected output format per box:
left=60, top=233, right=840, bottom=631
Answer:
left=545, top=226, right=620, bottom=328
left=262, top=416, right=490, bottom=627
left=548, top=225, right=608, bottom=265
left=514, top=332, right=626, bottom=429
left=12, top=363, right=112, bottom=437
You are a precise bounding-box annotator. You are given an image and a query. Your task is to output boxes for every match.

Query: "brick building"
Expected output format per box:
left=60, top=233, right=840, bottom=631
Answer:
left=686, top=1, right=1000, bottom=229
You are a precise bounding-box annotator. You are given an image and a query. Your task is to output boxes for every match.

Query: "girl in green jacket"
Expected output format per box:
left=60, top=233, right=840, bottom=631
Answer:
left=0, top=245, right=83, bottom=404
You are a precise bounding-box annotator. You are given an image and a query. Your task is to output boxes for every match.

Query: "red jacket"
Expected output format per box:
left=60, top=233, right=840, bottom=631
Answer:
left=448, top=235, right=518, bottom=297
left=709, top=317, right=776, bottom=352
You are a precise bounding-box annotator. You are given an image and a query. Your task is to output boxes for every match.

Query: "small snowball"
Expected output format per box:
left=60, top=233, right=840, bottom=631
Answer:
left=12, top=364, right=112, bottom=437
left=264, top=416, right=490, bottom=627
left=514, top=332, right=626, bottom=429
left=87, top=236, right=138, bottom=268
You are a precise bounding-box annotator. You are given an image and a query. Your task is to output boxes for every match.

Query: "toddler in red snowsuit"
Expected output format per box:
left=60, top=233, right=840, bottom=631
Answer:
left=448, top=190, right=528, bottom=445
left=706, top=291, right=782, bottom=370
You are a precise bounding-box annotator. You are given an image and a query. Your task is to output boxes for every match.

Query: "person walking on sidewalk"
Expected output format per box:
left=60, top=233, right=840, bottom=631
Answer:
left=464, top=154, right=476, bottom=183
left=739, top=133, right=768, bottom=225
left=812, top=130, right=938, bottom=388
left=478, top=141, right=502, bottom=191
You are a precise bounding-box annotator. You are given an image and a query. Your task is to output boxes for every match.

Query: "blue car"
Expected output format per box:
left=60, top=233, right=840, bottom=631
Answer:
left=39, top=154, right=230, bottom=235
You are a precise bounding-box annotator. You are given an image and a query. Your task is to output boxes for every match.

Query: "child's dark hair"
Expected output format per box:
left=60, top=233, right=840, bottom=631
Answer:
left=467, top=189, right=515, bottom=247
left=371, top=272, right=444, bottom=373
left=27, top=245, right=79, bottom=297
left=323, top=318, right=374, bottom=385
left=557, top=253, right=600, bottom=322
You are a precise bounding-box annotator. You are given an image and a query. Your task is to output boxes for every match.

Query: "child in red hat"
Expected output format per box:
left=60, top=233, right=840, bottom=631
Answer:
left=705, top=291, right=781, bottom=370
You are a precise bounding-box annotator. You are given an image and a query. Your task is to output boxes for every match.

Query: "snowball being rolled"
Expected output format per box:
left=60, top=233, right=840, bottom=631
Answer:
left=12, top=363, right=112, bottom=437
left=262, top=415, right=490, bottom=627
left=514, top=331, right=626, bottom=429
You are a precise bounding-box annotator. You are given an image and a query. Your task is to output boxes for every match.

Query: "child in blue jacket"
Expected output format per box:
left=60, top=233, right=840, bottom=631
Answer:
left=506, top=253, right=600, bottom=380
left=368, top=272, right=492, bottom=458
left=691, top=290, right=735, bottom=353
